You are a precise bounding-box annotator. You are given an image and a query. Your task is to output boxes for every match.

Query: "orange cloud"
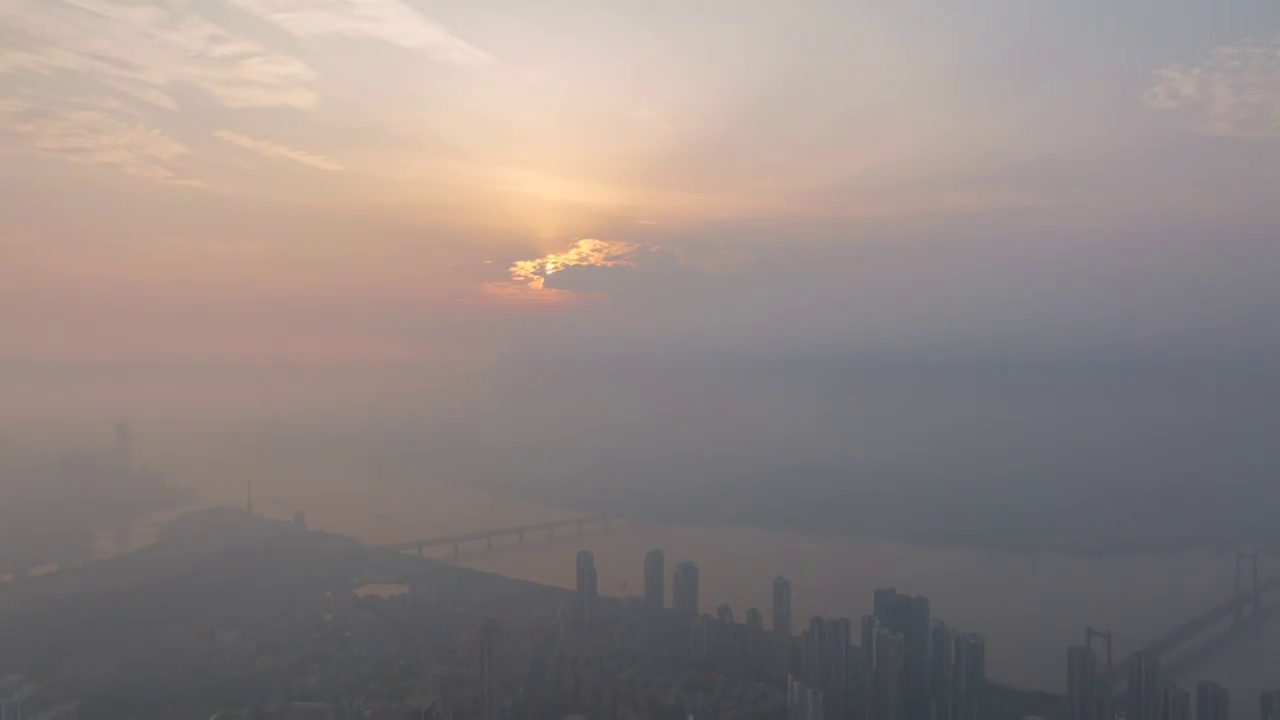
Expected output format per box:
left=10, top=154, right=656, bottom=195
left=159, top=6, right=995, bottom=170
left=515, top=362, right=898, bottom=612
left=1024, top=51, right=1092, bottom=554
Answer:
left=487, top=238, right=641, bottom=301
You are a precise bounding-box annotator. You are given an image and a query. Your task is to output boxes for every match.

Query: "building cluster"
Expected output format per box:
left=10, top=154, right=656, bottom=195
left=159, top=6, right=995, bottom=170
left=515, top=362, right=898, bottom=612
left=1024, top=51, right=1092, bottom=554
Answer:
left=474, top=547, right=990, bottom=720
left=1067, top=644, right=1279, bottom=720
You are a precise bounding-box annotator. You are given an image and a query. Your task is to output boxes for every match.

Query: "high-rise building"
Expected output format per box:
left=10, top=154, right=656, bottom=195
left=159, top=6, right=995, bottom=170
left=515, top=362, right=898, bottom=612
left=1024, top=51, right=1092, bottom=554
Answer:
left=954, top=633, right=985, bottom=720
left=874, top=627, right=907, bottom=720
left=575, top=550, right=598, bottom=632
left=861, top=615, right=882, bottom=720
left=1128, top=652, right=1161, bottom=720
left=774, top=576, right=793, bottom=637
left=644, top=549, right=665, bottom=611
left=715, top=603, right=734, bottom=624
left=673, top=561, right=699, bottom=616
left=1161, top=684, right=1191, bottom=720
left=1196, top=681, right=1229, bottom=720
left=746, top=608, right=765, bottom=654
left=1068, top=645, right=1098, bottom=720
left=932, top=624, right=958, bottom=720
left=479, top=618, right=502, bottom=720
left=691, top=614, right=709, bottom=661
left=1261, top=691, right=1280, bottom=720
left=788, top=674, right=825, bottom=720
left=874, top=589, right=932, bottom=720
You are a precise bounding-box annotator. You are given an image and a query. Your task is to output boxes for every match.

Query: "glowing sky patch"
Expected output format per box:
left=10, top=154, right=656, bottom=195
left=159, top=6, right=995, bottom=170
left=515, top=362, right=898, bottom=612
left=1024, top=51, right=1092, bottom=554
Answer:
left=488, top=238, right=642, bottom=300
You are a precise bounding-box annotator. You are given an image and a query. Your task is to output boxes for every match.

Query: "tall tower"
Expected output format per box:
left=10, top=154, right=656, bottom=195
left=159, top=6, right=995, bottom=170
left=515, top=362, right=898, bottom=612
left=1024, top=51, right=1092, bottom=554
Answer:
left=954, top=633, right=986, bottom=720
left=1068, top=645, right=1098, bottom=720
left=246, top=476, right=254, bottom=514
left=644, top=549, right=665, bottom=611
left=932, top=624, right=958, bottom=720
left=773, top=576, right=793, bottom=637
left=575, top=550, right=597, bottom=632
left=1127, top=652, right=1160, bottom=720
left=672, top=561, right=699, bottom=616
left=1195, top=681, right=1229, bottom=720
left=874, top=588, right=933, bottom=720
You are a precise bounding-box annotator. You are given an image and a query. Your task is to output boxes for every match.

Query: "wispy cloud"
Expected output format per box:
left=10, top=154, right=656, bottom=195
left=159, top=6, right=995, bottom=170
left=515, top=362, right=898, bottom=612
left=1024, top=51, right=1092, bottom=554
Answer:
left=1145, top=34, right=1280, bottom=138
left=214, top=130, right=344, bottom=171
left=485, top=238, right=642, bottom=300
left=0, top=0, right=318, bottom=110
left=227, top=0, right=493, bottom=67
left=0, top=100, right=196, bottom=184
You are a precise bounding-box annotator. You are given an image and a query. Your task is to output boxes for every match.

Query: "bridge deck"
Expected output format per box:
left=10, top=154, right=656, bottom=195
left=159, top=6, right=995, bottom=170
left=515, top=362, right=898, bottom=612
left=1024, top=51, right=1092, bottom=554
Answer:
left=378, top=514, right=609, bottom=552
left=1104, top=573, right=1280, bottom=680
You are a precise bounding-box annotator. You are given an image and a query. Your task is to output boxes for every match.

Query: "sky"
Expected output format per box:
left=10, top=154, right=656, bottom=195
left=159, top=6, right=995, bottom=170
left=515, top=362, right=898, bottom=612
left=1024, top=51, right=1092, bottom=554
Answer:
left=1, top=0, right=1279, bottom=421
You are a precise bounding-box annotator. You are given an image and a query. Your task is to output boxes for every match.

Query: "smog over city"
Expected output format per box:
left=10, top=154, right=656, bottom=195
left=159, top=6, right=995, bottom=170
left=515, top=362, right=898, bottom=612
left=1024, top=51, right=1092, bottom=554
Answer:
left=2, top=1, right=1280, bottom=718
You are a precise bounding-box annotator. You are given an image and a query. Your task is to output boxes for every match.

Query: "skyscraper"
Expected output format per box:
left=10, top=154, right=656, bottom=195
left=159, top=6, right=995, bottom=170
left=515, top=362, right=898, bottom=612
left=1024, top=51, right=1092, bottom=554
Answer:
left=874, top=627, right=907, bottom=720
left=575, top=550, right=597, bottom=632
left=644, top=549, right=665, bottom=611
left=774, top=576, right=793, bottom=637
left=954, top=633, right=985, bottom=720
left=1196, top=681, right=1229, bottom=720
left=788, top=674, right=825, bottom=720
left=1068, top=645, right=1098, bottom=720
left=861, top=615, right=882, bottom=720
left=874, top=588, right=932, bottom=720
left=932, top=624, right=958, bottom=720
left=1260, top=690, right=1280, bottom=720
left=1128, top=652, right=1161, bottom=720
left=717, top=603, right=734, bottom=623
left=1161, top=684, right=1190, bottom=720
left=673, top=561, right=699, bottom=616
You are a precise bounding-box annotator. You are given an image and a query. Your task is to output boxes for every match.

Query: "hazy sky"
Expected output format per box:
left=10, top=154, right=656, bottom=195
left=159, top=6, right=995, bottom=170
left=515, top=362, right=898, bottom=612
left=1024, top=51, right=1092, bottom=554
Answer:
left=2, top=0, right=1279, bottom=417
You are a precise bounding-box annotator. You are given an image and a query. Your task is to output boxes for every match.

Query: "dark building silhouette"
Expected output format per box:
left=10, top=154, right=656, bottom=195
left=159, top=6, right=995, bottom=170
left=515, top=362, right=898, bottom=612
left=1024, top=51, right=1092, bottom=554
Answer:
left=644, top=549, right=665, bottom=611
left=874, top=588, right=932, bottom=720
left=1068, top=645, right=1098, bottom=720
left=717, top=603, right=734, bottom=624
left=874, top=625, right=907, bottom=720
left=954, top=632, right=985, bottom=720
left=672, top=561, right=699, bottom=616
left=1128, top=652, right=1161, bottom=720
left=1162, top=684, right=1191, bottom=720
left=1196, top=681, right=1228, bottom=720
left=1261, top=691, right=1280, bottom=720
left=575, top=550, right=597, bottom=632
left=773, top=576, right=793, bottom=637
left=932, top=624, right=958, bottom=720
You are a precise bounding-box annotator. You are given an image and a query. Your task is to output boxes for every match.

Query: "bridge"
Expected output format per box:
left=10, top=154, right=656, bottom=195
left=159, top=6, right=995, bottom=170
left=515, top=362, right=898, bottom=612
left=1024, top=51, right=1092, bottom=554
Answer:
left=377, top=514, right=612, bottom=558
left=1091, top=550, right=1276, bottom=683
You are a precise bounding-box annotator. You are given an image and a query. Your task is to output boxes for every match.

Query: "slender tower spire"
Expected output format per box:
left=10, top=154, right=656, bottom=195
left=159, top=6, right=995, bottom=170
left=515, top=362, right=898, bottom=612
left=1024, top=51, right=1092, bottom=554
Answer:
left=246, top=475, right=254, bottom=514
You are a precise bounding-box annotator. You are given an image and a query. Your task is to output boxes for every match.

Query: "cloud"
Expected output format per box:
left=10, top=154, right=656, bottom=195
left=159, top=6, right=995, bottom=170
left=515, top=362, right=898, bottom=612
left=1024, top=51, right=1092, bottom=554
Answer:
left=0, top=0, right=318, bottom=110
left=214, top=130, right=343, bottom=171
left=1144, top=34, right=1280, bottom=138
left=0, top=100, right=196, bottom=184
left=484, top=238, right=644, bottom=301
left=227, top=0, right=493, bottom=67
